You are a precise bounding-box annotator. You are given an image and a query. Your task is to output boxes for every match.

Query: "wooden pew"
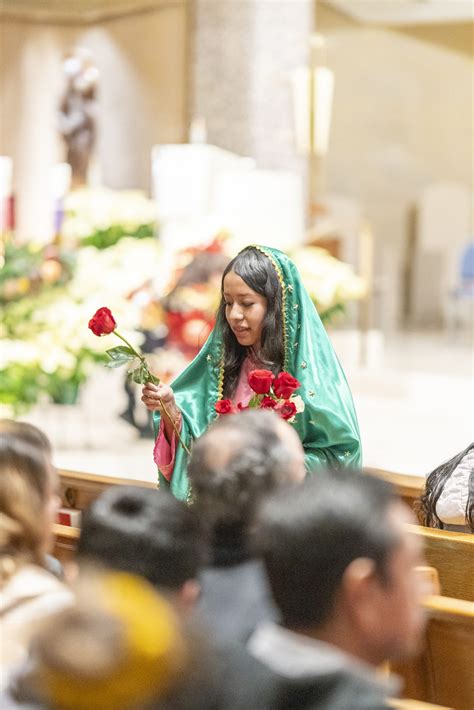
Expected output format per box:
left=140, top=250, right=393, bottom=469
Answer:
left=53, top=523, right=80, bottom=565
left=388, top=700, right=451, bottom=710
left=58, top=466, right=426, bottom=513
left=365, top=467, right=425, bottom=511
left=392, top=595, right=474, bottom=710
left=406, top=525, right=474, bottom=602
left=59, top=468, right=157, bottom=512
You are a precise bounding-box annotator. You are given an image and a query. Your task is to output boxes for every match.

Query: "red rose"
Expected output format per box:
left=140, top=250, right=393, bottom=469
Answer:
left=215, top=399, right=235, bottom=415
left=237, top=402, right=249, bottom=411
left=260, top=396, right=277, bottom=410
left=248, top=369, right=275, bottom=395
left=88, top=307, right=117, bottom=336
left=273, top=371, right=300, bottom=399
left=275, top=400, right=297, bottom=421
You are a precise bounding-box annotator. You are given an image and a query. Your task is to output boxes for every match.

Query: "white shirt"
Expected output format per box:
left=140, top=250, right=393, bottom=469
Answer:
left=435, top=448, right=474, bottom=528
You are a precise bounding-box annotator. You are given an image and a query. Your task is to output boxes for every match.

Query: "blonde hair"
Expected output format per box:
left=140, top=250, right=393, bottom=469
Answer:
left=0, top=427, right=52, bottom=583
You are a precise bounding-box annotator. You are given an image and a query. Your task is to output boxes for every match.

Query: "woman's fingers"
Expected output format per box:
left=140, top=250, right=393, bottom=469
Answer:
left=141, top=383, right=175, bottom=410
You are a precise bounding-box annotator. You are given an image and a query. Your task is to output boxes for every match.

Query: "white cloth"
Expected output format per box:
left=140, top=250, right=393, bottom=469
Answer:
left=0, top=564, right=73, bottom=690
left=435, top=448, right=474, bottom=527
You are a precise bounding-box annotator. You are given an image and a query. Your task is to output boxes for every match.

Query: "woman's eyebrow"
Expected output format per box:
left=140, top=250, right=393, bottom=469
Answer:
left=223, top=291, right=255, bottom=298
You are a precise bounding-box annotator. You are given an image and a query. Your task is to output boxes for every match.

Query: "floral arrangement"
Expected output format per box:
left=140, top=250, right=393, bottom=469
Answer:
left=0, top=237, right=164, bottom=415
left=0, top=241, right=72, bottom=303
left=215, top=369, right=304, bottom=423
left=290, top=246, right=366, bottom=323
left=62, top=187, right=157, bottom=249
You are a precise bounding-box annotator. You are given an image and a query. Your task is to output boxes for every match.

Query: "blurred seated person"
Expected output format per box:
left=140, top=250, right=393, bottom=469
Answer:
left=4, top=571, right=189, bottom=710
left=77, top=486, right=207, bottom=615
left=0, top=420, right=64, bottom=579
left=243, top=469, right=426, bottom=710
left=0, top=425, right=72, bottom=688
left=187, top=409, right=305, bottom=646
left=419, top=443, right=473, bottom=532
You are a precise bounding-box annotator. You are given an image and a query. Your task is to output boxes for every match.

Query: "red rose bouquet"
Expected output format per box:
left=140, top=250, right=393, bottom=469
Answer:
left=214, top=368, right=304, bottom=423
left=88, top=307, right=190, bottom=453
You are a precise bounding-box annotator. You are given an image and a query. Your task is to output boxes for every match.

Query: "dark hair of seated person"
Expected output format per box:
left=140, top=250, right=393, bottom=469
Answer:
left=77, top=486, right=207, bottom=590
left=256, top=468, right=399, bottom=630
left=187, top=409, right=296, bottom=534
left=417, top=443, right=474, bottom=531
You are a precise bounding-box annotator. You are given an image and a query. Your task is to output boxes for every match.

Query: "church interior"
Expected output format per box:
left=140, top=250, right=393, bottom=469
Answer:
left=0, top=2, right=473, bottom=708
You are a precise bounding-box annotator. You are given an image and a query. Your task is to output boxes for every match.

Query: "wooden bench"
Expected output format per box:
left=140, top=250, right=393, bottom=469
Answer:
left=388, top=700, right=451, bottom=709
left=58, top=466, right=426, bottom=513
left=406, top=525, right=474, bottom=602
left=365, top=467, right=425, bottom=511
left=59, top=468, right=157, bottom=512
left=52, top=523, right=80, bottom=565
left=392, top=595, right=474, bottom=710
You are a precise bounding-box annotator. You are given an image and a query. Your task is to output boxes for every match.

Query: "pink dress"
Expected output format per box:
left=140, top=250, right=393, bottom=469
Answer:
left=154, top=356, right=258, bottom=482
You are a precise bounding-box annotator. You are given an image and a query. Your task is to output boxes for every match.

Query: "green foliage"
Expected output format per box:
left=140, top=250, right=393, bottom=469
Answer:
left=80, top=223, right=154, bottom=250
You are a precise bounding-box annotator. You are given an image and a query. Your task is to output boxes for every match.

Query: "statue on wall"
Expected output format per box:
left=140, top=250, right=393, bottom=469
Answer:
left=58, top=49, right=99, bottom=188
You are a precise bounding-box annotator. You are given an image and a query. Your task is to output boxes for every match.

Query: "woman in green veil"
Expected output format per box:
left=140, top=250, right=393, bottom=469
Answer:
left=142, top=245, right=361, bottom=501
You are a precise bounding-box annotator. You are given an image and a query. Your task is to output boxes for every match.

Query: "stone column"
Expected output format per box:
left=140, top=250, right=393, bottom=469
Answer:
left=190, top=0, right=314, bottom=176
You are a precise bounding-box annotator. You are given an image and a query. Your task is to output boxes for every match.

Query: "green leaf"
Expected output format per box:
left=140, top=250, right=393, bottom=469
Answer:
left=106, top=345, right=135, bottom=361
left=130, top=365, right=148, bottom=384
left=105, top=358, right=129, bottom=368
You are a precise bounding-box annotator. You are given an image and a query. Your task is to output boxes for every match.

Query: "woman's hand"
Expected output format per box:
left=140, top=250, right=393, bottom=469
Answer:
left=141, top=382, right=178, bottom=418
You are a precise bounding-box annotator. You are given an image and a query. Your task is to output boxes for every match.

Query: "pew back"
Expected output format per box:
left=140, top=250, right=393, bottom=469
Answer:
left=407, top=524, right=474, bottom=602
left=393, top=595, right=474, bottom=710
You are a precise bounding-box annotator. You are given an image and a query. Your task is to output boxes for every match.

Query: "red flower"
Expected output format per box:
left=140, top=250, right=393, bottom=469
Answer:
left=275, top=400, right=297, bottom=421
left=273, top=371, right=300, bottom=399
left=215, top=399, right=235, bottom=415
left=88, top=307, right=117, bottom=336
left=260, top=396, right=277, bottom=410
left=237, top=402, right=250, bottom=411
left=248, top=369, right=275, bottom=395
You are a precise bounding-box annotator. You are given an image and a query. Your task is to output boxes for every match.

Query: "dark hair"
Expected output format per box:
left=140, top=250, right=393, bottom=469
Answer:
left=216, top=247, right=284, bottom=398
left=77, top=487, right=206, bottom=590
left=418, top=443, right=474, bottom=531
left=257, top=469, right=400, bottom=630
left=187, top=409, right=295, bottom=532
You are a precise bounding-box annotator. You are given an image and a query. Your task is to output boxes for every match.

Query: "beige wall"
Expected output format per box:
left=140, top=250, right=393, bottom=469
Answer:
left=0, top=4, right=187, bottom=240
left=316, top=2, right=473, bottom=327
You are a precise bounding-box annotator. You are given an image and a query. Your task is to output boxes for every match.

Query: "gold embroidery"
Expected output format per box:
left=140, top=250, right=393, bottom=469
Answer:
left=217, top=346, right=225, bottom=400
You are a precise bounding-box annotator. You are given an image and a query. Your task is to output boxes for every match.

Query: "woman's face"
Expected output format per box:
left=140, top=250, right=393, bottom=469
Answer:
left=223, top=271, right=267, bottom=348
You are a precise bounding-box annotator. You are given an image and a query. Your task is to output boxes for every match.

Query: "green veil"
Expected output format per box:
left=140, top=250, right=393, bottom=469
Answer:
left=154, top=245, right=362, bottom=501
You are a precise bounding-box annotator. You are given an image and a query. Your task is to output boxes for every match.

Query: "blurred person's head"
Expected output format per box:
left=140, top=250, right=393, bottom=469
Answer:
left=77, top=486, right=206, bottom=612
left=187, top=409, right=305, bottom=537
left=257, top=468, right=426, bottom=666
left=0, top=420, right=52, bottom=459
left=418, top=443, right=474, bottom=531
left=0, top=424, right=59, bottom=582
left=27, top=571, right=186, bottom=710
